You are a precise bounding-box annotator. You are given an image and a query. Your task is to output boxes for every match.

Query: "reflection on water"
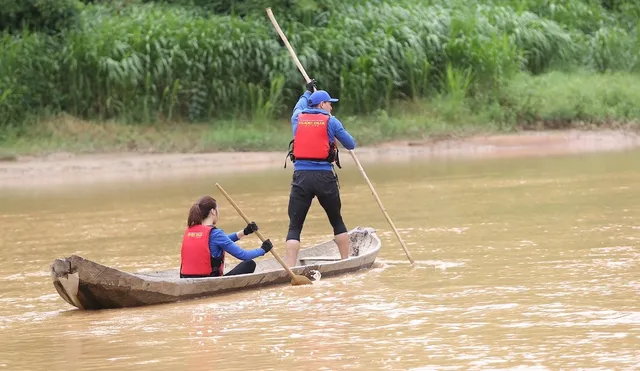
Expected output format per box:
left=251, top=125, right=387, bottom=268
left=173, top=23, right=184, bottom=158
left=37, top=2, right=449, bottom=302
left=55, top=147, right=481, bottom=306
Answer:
left=1, top=150, right=639, bottom=370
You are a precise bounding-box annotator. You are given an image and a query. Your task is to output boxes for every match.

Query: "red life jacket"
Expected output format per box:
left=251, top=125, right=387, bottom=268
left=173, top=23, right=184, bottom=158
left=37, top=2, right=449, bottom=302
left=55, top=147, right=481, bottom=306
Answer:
left=180, top=225, right=225, bottom=277
left=285, top=112, right=341, bottom=168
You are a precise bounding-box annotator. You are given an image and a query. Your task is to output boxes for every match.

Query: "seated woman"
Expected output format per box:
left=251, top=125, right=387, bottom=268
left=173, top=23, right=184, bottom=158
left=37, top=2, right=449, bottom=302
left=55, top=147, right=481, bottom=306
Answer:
left=180, top=195, right=273, bottom=278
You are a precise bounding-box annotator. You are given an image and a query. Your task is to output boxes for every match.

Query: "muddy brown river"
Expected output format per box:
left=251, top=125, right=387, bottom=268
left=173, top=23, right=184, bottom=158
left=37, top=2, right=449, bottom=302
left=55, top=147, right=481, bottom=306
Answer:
left=1, top=147, right=639, bottom=370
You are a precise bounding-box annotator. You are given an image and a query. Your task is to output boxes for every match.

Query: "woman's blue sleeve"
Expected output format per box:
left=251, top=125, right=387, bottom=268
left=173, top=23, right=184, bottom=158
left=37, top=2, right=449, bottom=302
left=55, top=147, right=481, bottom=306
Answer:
left=210, top=229, right=265, bottom=260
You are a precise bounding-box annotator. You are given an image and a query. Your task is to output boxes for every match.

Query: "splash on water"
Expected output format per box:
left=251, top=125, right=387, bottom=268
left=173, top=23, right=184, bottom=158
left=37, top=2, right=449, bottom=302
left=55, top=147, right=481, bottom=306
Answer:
left=309, top=270, right=322, bottom=281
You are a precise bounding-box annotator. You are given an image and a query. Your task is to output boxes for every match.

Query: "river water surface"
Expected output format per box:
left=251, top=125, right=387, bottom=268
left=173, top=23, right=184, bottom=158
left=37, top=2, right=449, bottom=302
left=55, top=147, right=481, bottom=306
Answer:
left=1, top=149, right=639, bottom=370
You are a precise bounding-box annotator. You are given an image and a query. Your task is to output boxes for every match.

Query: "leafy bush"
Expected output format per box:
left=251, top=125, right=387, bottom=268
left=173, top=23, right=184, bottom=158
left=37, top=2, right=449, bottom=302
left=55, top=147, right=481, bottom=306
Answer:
left=1, top=0, right=639, bottom=129
left=0, top=0, right=82, bottom=34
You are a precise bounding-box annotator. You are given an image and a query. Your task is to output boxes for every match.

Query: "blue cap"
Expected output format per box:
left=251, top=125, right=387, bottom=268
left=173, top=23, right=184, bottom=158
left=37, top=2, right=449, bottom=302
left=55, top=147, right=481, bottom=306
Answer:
left=309, top=90, right=339, bottom=106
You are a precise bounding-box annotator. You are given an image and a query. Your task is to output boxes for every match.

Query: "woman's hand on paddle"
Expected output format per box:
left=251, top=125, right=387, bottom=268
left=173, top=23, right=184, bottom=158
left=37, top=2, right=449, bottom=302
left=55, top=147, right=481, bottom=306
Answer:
left=243, top=222, right=259, bottom=236
left=260, top=239, right=273, bottom=253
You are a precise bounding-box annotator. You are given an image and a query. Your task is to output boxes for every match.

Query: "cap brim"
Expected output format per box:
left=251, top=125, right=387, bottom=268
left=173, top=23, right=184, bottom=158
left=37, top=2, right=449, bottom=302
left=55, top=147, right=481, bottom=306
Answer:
left=328, top=98, right=339, bottom=102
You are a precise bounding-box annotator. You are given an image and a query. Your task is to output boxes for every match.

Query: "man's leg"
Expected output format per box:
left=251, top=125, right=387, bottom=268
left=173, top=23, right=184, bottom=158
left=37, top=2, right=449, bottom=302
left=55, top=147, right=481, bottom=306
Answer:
left=285, top=172, right=313, bottom=267
left=316, top=171, right=350, bottom=259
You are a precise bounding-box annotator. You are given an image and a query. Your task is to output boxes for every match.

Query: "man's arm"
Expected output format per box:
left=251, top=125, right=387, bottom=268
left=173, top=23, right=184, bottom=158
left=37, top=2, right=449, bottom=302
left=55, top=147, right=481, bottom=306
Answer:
left=329, top=116, right=356, bottom=150
left=291, top=90, right=312, bottom=135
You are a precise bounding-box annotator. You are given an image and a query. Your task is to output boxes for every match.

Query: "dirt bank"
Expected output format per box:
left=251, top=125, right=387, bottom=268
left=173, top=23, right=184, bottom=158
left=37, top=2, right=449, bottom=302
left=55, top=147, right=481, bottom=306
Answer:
left=1, top=129, right=639, bottom=190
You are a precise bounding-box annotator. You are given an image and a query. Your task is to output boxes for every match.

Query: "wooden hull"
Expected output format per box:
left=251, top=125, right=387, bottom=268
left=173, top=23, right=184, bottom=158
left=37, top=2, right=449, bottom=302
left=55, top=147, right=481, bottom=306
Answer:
left=51, top=227, right=381, bottom=310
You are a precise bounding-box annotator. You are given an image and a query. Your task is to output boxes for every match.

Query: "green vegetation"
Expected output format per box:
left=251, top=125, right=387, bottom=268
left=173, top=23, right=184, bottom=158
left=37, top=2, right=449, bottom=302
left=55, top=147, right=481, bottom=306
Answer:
left=1, top=0, right=639, bottom=156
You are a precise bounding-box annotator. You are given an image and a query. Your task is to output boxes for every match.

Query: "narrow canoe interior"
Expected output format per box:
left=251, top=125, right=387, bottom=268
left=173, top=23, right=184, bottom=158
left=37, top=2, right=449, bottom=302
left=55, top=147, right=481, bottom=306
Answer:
left=133, top=227, right=378, bottom=280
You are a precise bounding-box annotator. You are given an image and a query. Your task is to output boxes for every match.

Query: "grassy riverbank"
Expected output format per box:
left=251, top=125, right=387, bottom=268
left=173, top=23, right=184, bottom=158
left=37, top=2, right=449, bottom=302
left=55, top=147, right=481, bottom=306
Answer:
left=1, top=71, right=639, bottom=158
left=1, top=0, right=639, bottom=158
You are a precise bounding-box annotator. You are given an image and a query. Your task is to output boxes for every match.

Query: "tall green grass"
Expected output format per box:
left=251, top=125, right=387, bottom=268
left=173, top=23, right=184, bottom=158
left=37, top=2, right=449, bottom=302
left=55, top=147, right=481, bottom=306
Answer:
left=3, top=71, right=638, bottom=157
left=1, top=0, right=639, bottom=130
left=0, top=0, right=83, bottom=34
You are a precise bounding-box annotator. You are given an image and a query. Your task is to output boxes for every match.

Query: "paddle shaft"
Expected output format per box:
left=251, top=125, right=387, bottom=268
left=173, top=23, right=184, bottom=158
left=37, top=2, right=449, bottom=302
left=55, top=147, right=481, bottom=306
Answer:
left=348, top=150, right=415, bottom=265
left=214, top=183, right=299, bottom=279
left=266, top=8, right=312, bottom=84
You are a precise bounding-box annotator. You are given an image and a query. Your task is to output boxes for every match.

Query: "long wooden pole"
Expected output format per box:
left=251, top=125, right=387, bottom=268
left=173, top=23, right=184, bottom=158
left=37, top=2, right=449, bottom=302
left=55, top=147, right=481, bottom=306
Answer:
left=347, top=151, right=415, bottom=265
left=266, top=8, right=311, bottom=84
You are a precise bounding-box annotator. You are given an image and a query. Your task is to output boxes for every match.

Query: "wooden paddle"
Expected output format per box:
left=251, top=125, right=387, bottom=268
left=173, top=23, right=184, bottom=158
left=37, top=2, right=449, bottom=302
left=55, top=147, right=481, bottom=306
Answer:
left=215, top=183, right=313, bottom=286
left=265, top=8, right=415, bottom=265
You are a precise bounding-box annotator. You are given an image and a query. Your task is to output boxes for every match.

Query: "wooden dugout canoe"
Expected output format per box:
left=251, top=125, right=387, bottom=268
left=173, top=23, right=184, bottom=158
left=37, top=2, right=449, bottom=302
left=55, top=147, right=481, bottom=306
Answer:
left=50, top=227, right=381, bottom=310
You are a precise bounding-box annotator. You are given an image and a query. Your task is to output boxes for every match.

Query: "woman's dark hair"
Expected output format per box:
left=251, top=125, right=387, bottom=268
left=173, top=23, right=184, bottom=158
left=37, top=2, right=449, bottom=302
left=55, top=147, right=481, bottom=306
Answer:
left=187, top=196, right=218, bottom=227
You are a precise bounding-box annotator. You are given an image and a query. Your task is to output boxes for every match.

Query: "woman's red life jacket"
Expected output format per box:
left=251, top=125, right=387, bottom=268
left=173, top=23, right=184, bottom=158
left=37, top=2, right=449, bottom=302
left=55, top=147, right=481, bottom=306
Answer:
left=285, top=113, right=340, bottom=168
left=180, top=225, right=225, bottom=277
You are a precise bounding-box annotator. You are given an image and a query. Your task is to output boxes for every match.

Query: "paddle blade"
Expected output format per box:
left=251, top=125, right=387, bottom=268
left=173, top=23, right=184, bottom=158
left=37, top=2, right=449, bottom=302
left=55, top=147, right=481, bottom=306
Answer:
left=290, top=275, right=313, bottom=286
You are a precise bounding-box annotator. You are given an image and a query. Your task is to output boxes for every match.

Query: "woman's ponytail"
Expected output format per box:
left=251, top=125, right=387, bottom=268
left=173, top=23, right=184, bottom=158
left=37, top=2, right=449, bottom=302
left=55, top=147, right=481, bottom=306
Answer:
left=187, top=203, right=204, bottom=227
left=186, top=196, right=217, bottom=227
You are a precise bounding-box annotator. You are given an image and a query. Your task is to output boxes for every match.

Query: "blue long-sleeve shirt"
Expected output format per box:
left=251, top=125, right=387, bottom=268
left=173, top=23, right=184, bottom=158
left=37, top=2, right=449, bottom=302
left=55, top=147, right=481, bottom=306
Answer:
left=208, top=228, right=266, bottom=261
left=290, top=91, right=356, bottom=171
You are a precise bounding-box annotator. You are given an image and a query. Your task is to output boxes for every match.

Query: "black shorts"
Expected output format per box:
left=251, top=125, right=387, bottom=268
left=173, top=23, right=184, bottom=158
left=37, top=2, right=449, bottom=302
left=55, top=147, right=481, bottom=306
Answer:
left=286, top=170, right=347, bottom=241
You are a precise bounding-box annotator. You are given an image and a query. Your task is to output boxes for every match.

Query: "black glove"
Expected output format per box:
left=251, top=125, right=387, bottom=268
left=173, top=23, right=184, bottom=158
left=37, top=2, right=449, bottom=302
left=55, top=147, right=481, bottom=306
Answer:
left=260, top=239, right=273, bottom=253
left=306, top=79, right=317, bottom=92
left=243, top=222, right=258, bottom=235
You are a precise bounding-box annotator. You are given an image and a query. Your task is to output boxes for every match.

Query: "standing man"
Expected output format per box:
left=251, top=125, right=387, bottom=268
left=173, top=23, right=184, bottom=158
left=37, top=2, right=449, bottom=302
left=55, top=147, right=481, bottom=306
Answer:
left=284, top=79, right=356, bottom=267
